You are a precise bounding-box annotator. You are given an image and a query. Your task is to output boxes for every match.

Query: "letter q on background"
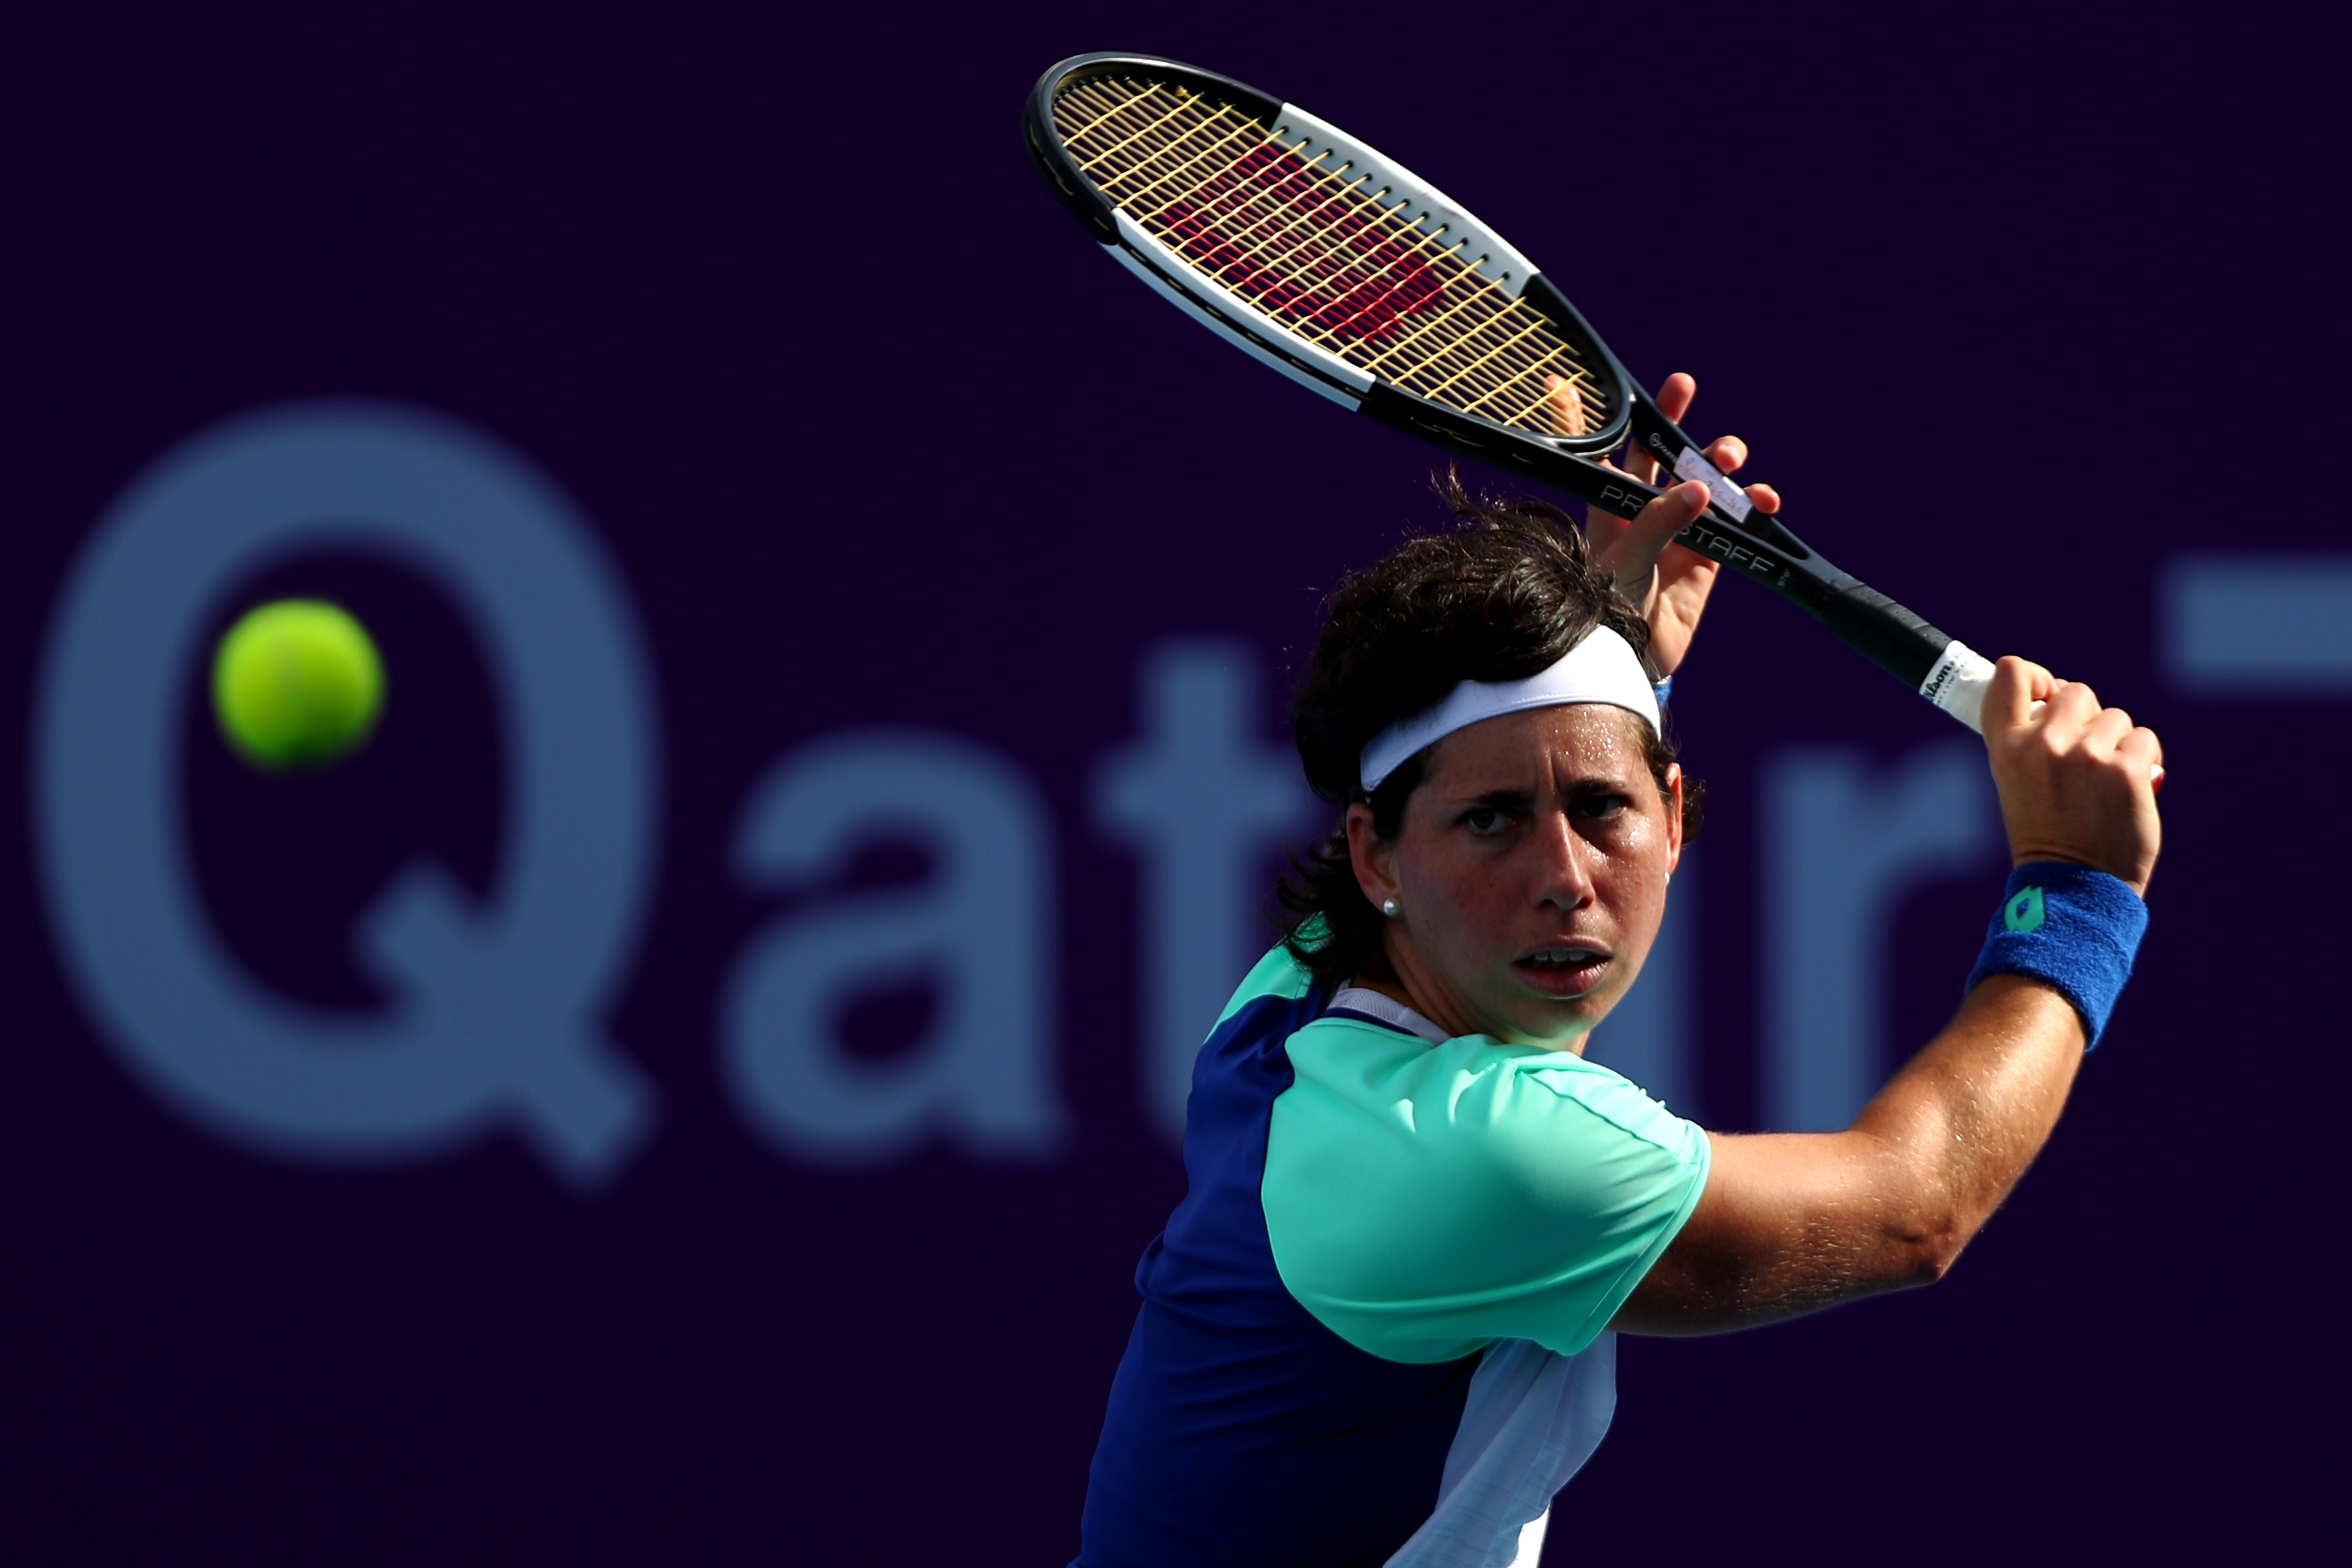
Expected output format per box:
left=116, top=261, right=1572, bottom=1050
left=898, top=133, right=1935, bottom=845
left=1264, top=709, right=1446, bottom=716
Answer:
left=31, top=402, right=663, bottom=1188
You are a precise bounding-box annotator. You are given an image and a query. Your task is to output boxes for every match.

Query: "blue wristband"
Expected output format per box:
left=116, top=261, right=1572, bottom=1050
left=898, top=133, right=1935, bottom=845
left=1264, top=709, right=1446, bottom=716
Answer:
left=1652, top=675, right=1672, bottom=708
left=1965, top=862, right=2147, bottom=1049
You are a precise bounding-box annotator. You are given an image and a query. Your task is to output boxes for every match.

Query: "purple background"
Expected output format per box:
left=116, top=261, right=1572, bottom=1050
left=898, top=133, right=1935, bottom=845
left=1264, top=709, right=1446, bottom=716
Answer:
left=4, top=8, right=2341, bottom=1562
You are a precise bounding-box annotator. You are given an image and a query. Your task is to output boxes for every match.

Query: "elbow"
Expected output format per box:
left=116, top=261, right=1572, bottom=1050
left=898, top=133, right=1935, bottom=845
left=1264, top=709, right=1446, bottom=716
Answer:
left=1898, top=1245, right=1959, bottom=1290
left=1864, top=1146, right=1983, bottom=1290
left=1885, top=1209, right=1969, bottom=1290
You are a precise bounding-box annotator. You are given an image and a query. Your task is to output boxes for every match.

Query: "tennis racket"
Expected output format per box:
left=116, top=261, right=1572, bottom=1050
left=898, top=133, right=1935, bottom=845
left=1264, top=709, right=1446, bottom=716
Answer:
left=1024, top=52, right=1998, bottom=732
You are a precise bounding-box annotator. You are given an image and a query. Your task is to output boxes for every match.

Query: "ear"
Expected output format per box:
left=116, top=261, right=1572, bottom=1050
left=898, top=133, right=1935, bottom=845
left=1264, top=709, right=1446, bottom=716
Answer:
left=1345, top=802, right=1400, bottom=910
left=1663, top=763, right=1685, bottom=876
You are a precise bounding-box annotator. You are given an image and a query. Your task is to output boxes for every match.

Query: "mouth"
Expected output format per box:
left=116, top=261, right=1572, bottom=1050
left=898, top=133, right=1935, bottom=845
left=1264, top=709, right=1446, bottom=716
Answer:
left=1513, top=943, right=1612, bottom=999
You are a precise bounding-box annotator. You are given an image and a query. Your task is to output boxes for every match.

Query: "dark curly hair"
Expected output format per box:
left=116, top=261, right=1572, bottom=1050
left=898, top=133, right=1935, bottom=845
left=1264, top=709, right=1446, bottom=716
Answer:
left=1277, top=476, right=1704, bottom=990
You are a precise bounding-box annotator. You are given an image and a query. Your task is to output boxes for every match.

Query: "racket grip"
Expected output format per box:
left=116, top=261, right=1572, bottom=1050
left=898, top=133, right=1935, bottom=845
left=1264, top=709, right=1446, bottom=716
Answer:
left=1917, top=640, right=1996, bottom=734
left=1817, top=584, right=1994, bottom=733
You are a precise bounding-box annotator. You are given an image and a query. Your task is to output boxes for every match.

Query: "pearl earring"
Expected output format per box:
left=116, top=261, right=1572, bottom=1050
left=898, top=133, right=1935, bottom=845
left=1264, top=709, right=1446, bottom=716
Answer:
left=1381, top=897, right=1400, bottom=918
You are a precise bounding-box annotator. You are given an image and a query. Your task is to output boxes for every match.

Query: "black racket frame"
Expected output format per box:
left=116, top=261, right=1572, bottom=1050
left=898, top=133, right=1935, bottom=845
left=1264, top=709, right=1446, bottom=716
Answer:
left=1026, top=52, right=1959, bottom=693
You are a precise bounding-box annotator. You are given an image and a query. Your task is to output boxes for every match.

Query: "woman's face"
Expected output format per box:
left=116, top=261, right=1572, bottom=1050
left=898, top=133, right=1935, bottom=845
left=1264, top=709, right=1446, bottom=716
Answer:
left=1348, top=704, right=1682, bottom=1050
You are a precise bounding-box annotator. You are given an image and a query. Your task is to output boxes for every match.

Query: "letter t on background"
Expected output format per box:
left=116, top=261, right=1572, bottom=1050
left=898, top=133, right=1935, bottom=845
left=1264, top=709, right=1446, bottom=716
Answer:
left=1095, top=641, right=1314, bottom=1144
left=1759, top=740, right=1998, bottom=1131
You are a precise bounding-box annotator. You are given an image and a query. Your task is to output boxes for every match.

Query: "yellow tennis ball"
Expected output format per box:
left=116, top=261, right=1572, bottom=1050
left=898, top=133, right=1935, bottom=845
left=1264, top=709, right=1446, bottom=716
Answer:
left=211, top=600, right=386, bottom=771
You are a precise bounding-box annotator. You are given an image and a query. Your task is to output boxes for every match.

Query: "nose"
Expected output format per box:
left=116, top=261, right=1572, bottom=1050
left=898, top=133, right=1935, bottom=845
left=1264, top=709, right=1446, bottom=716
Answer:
left=1531, top=807, right=1597, bottom=911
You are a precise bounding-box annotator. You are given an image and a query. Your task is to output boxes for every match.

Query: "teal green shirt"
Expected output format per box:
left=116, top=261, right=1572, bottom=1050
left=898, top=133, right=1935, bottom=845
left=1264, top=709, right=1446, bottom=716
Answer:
left=1263, top=993, right=1711, bottom=1364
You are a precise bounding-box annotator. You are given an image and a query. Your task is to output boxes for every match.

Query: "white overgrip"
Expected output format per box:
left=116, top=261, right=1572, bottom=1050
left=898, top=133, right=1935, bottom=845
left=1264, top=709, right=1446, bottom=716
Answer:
left=1918, top=638, right=1996, bottom=733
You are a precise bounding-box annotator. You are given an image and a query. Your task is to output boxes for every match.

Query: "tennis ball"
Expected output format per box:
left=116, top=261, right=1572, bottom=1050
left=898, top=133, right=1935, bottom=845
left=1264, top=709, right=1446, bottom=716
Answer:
left=211, top=599, right=386, bottom=771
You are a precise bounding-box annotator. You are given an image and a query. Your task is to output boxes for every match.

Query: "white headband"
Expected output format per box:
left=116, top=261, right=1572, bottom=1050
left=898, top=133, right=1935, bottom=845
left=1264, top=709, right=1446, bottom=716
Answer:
left=1358, top=626, right=1660, bottom=793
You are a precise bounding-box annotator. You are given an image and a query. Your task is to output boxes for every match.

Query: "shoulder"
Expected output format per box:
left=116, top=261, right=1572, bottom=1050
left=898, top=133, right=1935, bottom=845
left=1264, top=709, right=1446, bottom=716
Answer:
left=1263, top=1020, right=1709, bottom=1361
left=1279, top=1017, right=1702, bottom=1172
left=1218, top=940, right=1321, bottom=1023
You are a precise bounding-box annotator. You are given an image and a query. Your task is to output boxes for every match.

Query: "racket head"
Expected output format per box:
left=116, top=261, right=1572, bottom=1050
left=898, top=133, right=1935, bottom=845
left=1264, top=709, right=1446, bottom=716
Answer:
left=1026, top=53, right=1643, bottom=461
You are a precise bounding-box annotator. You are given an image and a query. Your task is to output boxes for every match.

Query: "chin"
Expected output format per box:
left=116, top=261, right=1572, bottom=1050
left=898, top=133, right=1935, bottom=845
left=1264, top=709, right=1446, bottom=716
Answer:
left=1516, top=984, right=1622, bottom=1044
left=1495, top=1002, right=1601, bottom=1051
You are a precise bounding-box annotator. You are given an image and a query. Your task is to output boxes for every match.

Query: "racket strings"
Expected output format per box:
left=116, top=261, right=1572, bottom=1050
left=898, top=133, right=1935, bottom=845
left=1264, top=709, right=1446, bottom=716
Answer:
left=1063, top=83, right=1449, bottom=340
left=1060, top=80, right=1555, bottom=410
left=1053, top=76, right=1614, bottom=436
left=1121, top=104, right=1592, bottom=429
left=1059, top=82, right=1471, bottom=340
left=1060, top=86, right=1531, bottom=400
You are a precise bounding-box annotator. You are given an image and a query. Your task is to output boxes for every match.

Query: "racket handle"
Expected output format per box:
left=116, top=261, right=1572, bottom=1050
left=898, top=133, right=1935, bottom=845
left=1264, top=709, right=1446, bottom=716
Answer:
left=1917, top=638, right=2168, bottom=789
left=1816, top=583, right=1993, bottom=733
left=1917, top=640, right=1996, bottom=734
left=1927, top=649, right=2168, bottom=790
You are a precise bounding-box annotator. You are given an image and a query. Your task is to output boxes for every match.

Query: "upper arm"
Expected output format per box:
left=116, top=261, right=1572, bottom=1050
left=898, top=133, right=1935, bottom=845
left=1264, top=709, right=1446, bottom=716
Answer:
left=1609, top=975, right=2089, bottom=1336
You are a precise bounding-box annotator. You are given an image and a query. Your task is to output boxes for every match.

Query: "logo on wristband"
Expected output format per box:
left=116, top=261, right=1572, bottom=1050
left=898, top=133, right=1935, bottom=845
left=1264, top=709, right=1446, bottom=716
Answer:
left=2003, top=885, right=2047, bottom=934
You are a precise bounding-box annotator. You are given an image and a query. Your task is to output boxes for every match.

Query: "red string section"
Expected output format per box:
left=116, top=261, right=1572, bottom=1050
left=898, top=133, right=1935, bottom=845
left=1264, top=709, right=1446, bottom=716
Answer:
left=1156, top=141, right=1444, bottom=343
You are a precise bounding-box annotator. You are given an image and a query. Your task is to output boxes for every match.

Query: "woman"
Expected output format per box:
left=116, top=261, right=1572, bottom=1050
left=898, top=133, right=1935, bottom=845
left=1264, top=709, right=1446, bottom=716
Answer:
left=1073, top=381, right=2162, bottom=1568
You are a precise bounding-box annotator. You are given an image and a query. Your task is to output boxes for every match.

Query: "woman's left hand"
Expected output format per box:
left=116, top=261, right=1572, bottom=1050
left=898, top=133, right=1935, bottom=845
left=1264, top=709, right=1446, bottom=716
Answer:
left=1547, top=371, right=1780, bottom=677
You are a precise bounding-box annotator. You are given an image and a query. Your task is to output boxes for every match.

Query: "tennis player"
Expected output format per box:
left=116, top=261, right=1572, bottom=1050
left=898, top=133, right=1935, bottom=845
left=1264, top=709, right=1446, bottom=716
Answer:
left=1071, top=379, right=2162, bottom=1567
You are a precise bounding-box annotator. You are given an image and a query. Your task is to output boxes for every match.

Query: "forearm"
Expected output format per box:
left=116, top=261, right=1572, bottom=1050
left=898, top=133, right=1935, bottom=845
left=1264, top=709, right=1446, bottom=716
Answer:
left=1617, top=661, right=2158, bottom=1338
left=1613, top=977, right=2086, bottom=1336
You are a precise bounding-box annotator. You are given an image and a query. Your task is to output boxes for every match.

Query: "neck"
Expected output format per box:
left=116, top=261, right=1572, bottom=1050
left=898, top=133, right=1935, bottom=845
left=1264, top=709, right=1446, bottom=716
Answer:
left=1357, top=931, right=1589, bottom=1054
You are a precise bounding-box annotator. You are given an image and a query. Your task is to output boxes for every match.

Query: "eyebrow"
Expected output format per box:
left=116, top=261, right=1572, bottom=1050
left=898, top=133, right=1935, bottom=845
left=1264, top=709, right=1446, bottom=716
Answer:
left=1449, top=786, right=1535, bottom=812
left=1443, top=774, right=1635, bottom=812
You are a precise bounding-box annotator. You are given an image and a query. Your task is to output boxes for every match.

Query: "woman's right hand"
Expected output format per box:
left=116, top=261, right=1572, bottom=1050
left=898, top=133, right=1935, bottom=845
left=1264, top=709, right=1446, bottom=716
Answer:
left=1982, top=656, right=2163, bottom=896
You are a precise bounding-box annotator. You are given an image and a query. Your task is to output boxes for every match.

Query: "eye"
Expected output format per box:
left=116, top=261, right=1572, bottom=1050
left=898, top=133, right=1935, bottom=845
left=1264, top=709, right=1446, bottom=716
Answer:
left=1461, top=805, right=1507, bottom=835
left=1574, top=793, right=1632, bottom=821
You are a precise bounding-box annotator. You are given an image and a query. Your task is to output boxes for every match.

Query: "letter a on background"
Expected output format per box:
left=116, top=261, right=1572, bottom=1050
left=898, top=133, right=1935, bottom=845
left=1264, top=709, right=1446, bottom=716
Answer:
left=722, top=729, right=1068, bottom=1168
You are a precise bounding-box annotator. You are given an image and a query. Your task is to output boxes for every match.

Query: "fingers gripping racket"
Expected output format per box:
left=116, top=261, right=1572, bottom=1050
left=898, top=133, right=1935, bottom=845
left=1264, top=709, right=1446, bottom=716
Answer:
left=1024, top=52, right=1998, bottom=731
